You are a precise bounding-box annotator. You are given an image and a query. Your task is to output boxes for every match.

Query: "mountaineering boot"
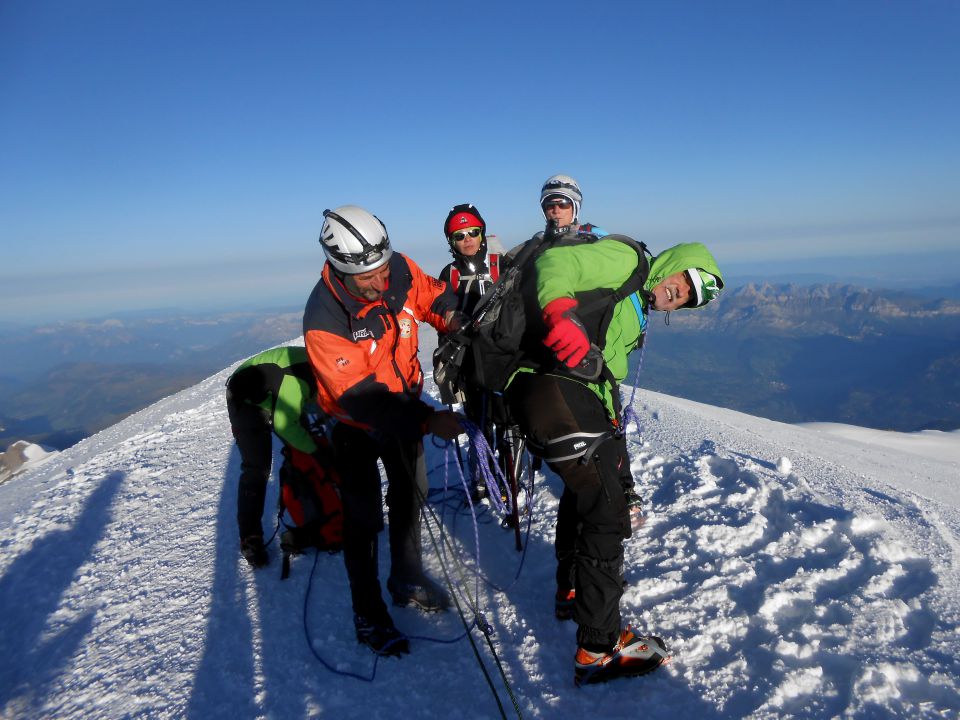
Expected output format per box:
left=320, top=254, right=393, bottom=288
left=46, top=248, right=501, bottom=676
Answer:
left=555, top=588, right=576, bottom=621
left=240, top=534, right=269, bottom=568
left=387, top=575, right=452, bottom=612
left=470, top=481, right=488, bottom=502
left=574, top=627, right=669, bottom=686
left=354, top=614, right=409, bottom=656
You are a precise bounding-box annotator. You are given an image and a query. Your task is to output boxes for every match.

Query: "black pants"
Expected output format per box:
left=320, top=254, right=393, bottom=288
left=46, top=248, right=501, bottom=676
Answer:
left=507, top=373, right=630, bottom=652
left=331, top=423, right=428, bottom=623
left=226, top=389, right=273, bottom=540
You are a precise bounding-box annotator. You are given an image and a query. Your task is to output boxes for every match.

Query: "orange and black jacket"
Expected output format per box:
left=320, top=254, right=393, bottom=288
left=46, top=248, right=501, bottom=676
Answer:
left=303, top=253, right=457, bottom=442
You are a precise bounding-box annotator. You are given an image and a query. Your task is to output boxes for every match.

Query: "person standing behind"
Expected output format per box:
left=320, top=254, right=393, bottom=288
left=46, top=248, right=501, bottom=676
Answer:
left=225, top=345, right=322, bottom=568
left=303, top=205, right=464, bottom=656
left=538, top=173, right=606, bottom=237
left=438, top=203, right=502, bottom=317
left=437, top=203, right=507, bottom=499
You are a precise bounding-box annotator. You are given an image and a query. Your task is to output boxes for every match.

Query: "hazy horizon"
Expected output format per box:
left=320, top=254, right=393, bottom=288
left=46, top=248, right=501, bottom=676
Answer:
left=3, top=246, right=960, bottom=326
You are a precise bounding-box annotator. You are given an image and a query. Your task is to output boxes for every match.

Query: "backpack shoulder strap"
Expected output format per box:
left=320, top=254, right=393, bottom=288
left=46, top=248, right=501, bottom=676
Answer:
left=574, top=235, right=650, bottom=315
left=488, top=254, right=500, bottom=282
left=605, top=235, right=651, bottom=303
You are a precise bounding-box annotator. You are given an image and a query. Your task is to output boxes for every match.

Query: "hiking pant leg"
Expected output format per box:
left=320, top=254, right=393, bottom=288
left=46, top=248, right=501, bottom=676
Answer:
left=555, top=487, right=578, bottom=591
left=380, top=438, right=427, bottom=583
left=463, top=384, right=496, bottom=449
left=615, top=432, right=634, bottom=491
left=508, top=373, right=630, bottom=651
left=226, top=393, right=272, bottom=539
left=331, top=423, right=390, bottom=622
left=563, top=439, right=629, bottom=651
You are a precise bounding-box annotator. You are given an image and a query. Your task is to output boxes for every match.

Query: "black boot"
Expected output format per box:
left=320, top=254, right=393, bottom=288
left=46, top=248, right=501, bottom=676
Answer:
left=387, top=575, right=451, bottom=612
left=240, top=534, right=269, bottom=568
left=354, top=614, right=409, bottom=656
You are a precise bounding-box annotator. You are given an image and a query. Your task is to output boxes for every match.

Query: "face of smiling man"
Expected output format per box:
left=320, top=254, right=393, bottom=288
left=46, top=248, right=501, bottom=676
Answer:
left=650, top=270, right=695, bottom=311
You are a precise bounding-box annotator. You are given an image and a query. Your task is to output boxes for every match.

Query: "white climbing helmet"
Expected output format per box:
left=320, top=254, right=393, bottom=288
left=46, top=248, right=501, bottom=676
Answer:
left=540, top=174, right=583, bottom=222
left=319, top=205, right=392, bottom=275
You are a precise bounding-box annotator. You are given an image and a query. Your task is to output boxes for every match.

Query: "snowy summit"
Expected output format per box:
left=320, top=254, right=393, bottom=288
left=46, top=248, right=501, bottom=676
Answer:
left=1, top=337, right=958, bottom=719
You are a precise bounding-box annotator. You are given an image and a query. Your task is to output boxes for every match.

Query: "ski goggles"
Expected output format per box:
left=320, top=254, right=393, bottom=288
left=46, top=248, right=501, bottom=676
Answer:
left=686, top=269, right=721, bottom=308
left=541, top=197, right=573, bottom=210
left=450, top=227, right=482, bottom=242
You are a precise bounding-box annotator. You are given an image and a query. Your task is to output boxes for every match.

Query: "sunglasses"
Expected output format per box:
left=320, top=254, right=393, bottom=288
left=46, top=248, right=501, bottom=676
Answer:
left=450, top=227, right=482, bottom=242
left=542, top=198, right=573, bottom=210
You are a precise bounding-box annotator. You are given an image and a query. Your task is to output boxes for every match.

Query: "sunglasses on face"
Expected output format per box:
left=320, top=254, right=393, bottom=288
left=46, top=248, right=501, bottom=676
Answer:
left=450, top=227, right=482, bottom=242
left=542, top=198, right=573, bottom=210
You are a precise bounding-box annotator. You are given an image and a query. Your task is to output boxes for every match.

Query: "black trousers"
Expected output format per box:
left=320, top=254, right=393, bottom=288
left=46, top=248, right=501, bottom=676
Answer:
left=331, top=423, right=428, bottom=623
left=507, top=373, right=630, bottom=652
left=226, top=389, right=273, bottom=540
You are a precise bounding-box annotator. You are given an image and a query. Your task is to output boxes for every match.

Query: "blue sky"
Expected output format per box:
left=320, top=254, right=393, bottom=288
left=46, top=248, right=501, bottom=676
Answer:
left=1, top=1, right=958, bottom=323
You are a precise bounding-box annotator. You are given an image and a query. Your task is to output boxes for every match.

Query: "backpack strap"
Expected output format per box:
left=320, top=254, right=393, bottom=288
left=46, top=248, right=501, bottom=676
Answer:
left=573, top=235, right=651, bottom=338
left=488, top=254, right=500, bottom=282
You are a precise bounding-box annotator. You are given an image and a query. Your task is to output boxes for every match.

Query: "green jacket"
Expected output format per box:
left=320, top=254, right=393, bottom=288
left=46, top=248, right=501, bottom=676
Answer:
left=535, top=240, right=723, bottom=417
left=229, top=346, right=320, bottom=454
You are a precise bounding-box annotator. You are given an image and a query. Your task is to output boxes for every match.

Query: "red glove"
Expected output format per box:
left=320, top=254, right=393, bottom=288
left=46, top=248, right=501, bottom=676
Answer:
left=542, top=297, right=590, bottom=368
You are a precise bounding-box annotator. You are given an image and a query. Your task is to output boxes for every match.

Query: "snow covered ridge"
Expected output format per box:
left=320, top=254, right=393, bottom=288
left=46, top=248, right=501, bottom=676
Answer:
left=1, top=354, right=959, bottom=719
left=0, top=440, right=57, bottom=485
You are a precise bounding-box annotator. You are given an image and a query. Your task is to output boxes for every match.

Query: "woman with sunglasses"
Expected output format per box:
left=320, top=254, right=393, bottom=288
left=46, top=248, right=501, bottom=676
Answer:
left=439, top=204, right=502, bottom=318
left=438, top=204, right=510, bottom=500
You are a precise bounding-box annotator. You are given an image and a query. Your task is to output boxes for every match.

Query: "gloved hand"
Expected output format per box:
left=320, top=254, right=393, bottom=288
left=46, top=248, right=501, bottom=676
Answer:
left=542, top=297, right=590, bottom=368
left=443, top=310, right=470, bottom=334
left=424, top=409, right=465, bottom=441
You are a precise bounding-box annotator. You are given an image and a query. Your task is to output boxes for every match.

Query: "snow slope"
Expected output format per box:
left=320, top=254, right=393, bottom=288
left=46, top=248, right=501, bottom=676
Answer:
left=1, top=339, right=958, bottom=719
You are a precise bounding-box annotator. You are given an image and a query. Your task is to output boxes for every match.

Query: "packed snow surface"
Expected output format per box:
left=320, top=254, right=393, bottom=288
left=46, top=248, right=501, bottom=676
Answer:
left=2, top=341, right=958, bottom=719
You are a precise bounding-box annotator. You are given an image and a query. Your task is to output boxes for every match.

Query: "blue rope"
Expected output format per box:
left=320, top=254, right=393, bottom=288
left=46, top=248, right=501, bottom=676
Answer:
left=297, top=417, right=537, bottom=682
left=301, top=549, right=383, bottom=682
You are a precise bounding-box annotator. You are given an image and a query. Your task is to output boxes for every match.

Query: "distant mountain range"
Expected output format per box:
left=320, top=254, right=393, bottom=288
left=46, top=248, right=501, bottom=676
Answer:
left=0, top=308, right=303, bottom=450
left=2, top=283, right=958, bottom=452
left=635, top=283, right=960, bottom=432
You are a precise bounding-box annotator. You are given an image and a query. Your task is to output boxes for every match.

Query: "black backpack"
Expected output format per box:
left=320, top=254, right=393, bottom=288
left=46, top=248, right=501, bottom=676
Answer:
left=434, top=224, right=650, bottom=404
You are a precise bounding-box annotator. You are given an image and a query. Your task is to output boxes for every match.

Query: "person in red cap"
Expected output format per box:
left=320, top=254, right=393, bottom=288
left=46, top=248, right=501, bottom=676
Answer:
left=439, top=204, right=503, bottom=318
left=438, top=204, right=510, bottom=499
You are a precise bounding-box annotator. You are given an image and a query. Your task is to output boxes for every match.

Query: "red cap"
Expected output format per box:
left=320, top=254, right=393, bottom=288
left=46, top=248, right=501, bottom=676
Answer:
left=445, top=211, right=483, bottom=237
